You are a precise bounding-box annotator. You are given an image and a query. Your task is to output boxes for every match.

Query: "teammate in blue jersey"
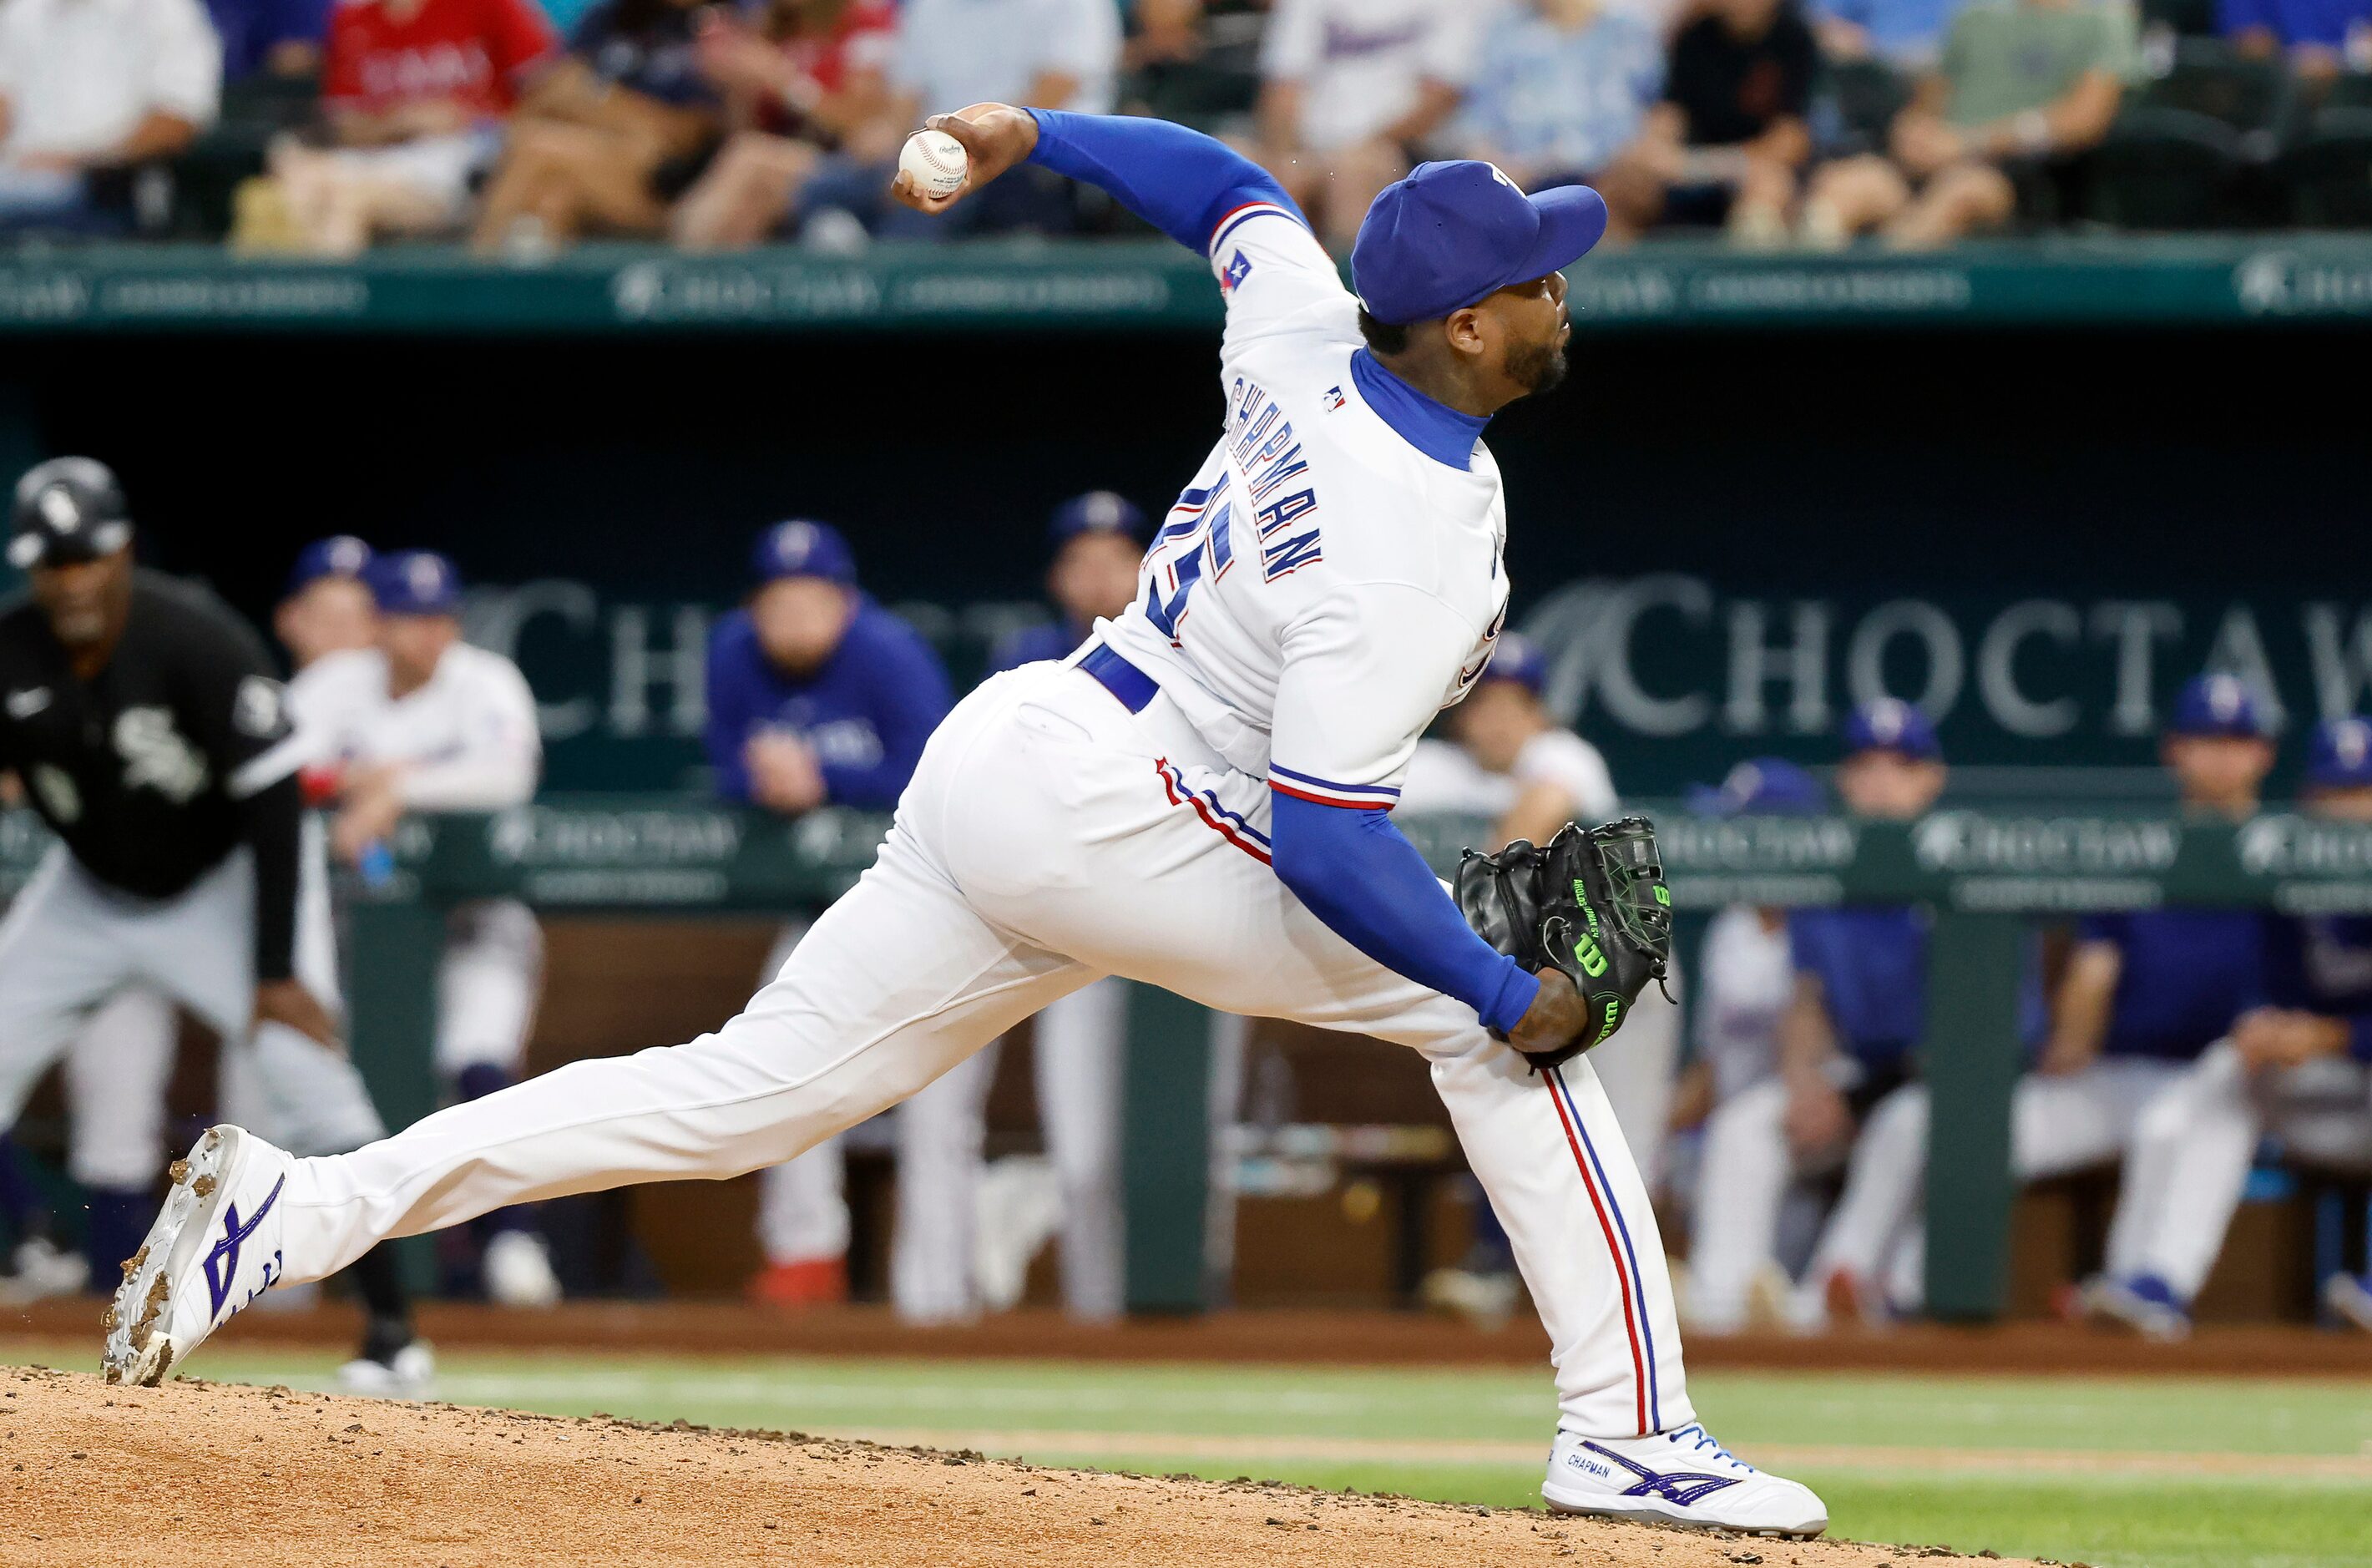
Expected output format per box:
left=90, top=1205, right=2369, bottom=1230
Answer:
left=1687, top=701, right=1946, bottom=1332
left=986, top=492, right=1151, bottom=676
left=2106, top=713, right=2372, bottom=1338
left=707, top=521, right=953, bottom=817
left=709, top=520, right=957, bottom=1309
left=1803, top=676, right=2273, bottom=1330
left=118, top=103, right=1828, bottom=1535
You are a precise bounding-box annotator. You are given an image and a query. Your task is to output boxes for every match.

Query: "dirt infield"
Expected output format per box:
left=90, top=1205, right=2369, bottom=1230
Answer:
left=0, top=1365, right=2053, bottom=1568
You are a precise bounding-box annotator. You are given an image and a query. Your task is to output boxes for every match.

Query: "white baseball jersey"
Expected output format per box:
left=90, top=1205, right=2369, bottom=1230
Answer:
left=1399, top=731, right=1621, bottom=822
left=289, top=644, right=540, bottom=809
left=1100, top=205, right=1510, bottom=812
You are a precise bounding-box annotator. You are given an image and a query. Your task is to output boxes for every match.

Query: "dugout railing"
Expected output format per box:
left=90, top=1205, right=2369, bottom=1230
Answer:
left=8, top=799, right=2366, bottom=1320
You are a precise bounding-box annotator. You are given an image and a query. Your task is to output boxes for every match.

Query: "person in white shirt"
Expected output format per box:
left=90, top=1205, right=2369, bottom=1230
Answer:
left=1255, top=0, right=1482, bottom=247
left=289, top=549, right=561, bottom=1309
left=0, top=0, right=220, bottom=231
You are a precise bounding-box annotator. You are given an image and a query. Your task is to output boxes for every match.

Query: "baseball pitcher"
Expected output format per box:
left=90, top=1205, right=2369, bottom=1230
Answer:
left=109, top=111, right=1823, bottom=1535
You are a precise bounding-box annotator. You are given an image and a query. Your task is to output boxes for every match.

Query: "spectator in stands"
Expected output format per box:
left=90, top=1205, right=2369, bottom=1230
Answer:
left=2224, top=0, right=2367, bottom=90
left=665, top=0, right=896, bottom=248
left=469, top=0, right=726, bottom=250
left=1597, top=0, right=1817, bottom=245
left=1798, top=675, right=2273, bottom=1330
left=1122, top=0, right=1271, bottom=139
left=0, top=0, right=220, bottom=234
left=1685, top=701, right=1945, bottom=1332
left=1794, top=0, right=2137, bottom=250
left=1450, top=0, right=1666, bottom=204
left=2090, top=713, right=2372, bottom=1340
left=706, top=521, right=954, bottom=1308
left=209, top=0, right=335, bottom=84
left=675, top=0, right=1109, bottom=249
left=1807, top=0, right=1964, bottom=67
left=1255, top=0, right=1482, bottom=249
left=255, top=0, right=556, bottom=255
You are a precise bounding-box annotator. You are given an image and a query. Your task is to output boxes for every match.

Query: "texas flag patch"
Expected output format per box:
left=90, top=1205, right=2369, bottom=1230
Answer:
left=1220, top=250, right=1252, bottom=292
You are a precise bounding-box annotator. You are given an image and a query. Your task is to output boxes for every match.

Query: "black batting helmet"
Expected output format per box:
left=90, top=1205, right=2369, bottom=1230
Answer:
left=10, top=457, right=134, bottom=571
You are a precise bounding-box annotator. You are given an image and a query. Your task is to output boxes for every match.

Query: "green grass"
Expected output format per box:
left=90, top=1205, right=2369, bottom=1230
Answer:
left=9, top=1339, right=2368, bottom=1568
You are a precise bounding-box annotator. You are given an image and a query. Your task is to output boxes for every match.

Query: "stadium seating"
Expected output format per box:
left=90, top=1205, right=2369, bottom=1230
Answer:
left=2087, top=43, right=2300, bottom=229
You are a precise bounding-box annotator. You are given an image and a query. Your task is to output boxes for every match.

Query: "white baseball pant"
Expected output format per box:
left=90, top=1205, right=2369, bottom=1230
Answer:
left=274, top=665, right=1693, bottom=1437
left=1802, top=1058, right=2186, bottom=1310
left=0, top=822, right=386, bottom=1161
left=2109, top=1041, right=2372, bottom=1301
left=1686, top=1077, right=1855, bottom=1330
left=61, top=988, right=179, bottom=1191
left=433, top=898, right=545, bottom=1076
left=751, top=918, right=1026, bottom=1323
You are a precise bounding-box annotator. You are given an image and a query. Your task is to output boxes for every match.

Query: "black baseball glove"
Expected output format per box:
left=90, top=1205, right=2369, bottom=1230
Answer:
left=1453, top=816, right=1676, bottom=1070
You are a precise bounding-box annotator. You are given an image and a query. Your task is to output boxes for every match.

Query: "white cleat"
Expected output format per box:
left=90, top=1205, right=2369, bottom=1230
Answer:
left=1543, top=1424, right=1828, bottom=1538
left=336, top=1341, right=437, bottom=1399
left=101, top=1125, right=294, bottom=1387
left=483, top=1230, right=563, bottom=1309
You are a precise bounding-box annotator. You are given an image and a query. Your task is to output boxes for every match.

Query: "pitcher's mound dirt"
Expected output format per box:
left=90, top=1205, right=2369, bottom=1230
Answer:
left=0, top=1364, right=2043, bottom=1566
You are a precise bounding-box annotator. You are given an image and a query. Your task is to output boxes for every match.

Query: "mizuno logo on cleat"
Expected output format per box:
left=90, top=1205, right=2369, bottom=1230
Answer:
left=202, top=1174, right=284, bottom=1318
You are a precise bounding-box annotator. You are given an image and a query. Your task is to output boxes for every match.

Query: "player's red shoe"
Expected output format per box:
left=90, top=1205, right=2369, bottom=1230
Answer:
left=748, top=1256, right=847, bottom=1308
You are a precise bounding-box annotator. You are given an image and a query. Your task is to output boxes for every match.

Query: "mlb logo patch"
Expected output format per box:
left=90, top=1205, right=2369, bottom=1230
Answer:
left=1220, top=250, right=1252, bottom=292
left=1323, top=386, right=1345, bottom=411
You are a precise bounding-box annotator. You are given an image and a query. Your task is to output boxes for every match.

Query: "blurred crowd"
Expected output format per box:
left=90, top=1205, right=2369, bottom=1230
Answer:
left=3, top=0, right=2369, bottom=255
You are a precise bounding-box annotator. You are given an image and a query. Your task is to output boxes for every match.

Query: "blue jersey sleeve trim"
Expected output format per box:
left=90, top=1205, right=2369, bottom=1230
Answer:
left=1025, top=109, right=1307, bottom=256
left=1270, top=790, right=1538, bottom=1034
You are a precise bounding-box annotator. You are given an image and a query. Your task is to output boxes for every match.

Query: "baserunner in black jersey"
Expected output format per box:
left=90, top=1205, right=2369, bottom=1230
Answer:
left=0, top=456, right=428, bottom=1394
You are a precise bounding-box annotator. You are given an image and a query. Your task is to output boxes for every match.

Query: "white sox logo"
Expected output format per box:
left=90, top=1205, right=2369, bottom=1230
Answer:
left=114, top=707, right=209, bottom=802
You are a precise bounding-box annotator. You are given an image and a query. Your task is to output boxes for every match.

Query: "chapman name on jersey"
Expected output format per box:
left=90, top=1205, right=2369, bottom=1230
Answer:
left=290, top=643, right=541, bottom=811
left=1097, top=205, right=1510, bottom=808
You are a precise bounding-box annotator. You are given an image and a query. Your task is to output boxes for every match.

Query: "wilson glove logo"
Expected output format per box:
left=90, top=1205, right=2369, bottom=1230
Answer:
left=1570, top=932, right=1609, bottom=977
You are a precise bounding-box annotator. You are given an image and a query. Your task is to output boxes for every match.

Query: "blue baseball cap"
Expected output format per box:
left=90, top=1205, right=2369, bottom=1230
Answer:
left=1049, top=491, right=1149, bottom=545
left=1475, top=631, right=1549, bottom=697
left=754, top=519, right=856, bottom=586
left=367, top=549, right=461, bottom=616
left=1686, top=756, right=1828, bottom=817
left=1352, top=163, right=1608, bottom=327
left=2168, top=674, right=2272, bottom=740
left=285, top=535, right=374, bottom=597
left=2306, top=717, right=2372, bottom=789
left=1843, top=699, right=1942, bottom=762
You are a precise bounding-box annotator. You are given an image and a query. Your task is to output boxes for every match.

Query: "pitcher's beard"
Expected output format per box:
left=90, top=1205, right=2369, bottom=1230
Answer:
left=1509, top=336, right=1569, bottom=396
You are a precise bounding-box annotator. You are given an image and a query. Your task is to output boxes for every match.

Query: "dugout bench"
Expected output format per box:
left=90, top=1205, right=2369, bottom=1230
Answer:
left=9, top=799, right=2366, bottom=1319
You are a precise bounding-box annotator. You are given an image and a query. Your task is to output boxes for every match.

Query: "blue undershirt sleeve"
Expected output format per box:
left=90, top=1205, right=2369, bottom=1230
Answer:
left=1024, top=109, right=1305, bottom=254
left=1270, top=791, right=1541, bottom=1035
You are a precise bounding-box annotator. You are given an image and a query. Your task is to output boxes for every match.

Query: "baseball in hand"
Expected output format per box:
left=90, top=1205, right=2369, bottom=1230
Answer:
left=899, top=129, right=969, bottom=200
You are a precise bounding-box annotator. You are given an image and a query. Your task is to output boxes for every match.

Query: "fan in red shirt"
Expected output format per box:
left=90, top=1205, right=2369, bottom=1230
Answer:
left=264, top=0, right=557, bottom=255
left=670, top=0, right=897, bottom=248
